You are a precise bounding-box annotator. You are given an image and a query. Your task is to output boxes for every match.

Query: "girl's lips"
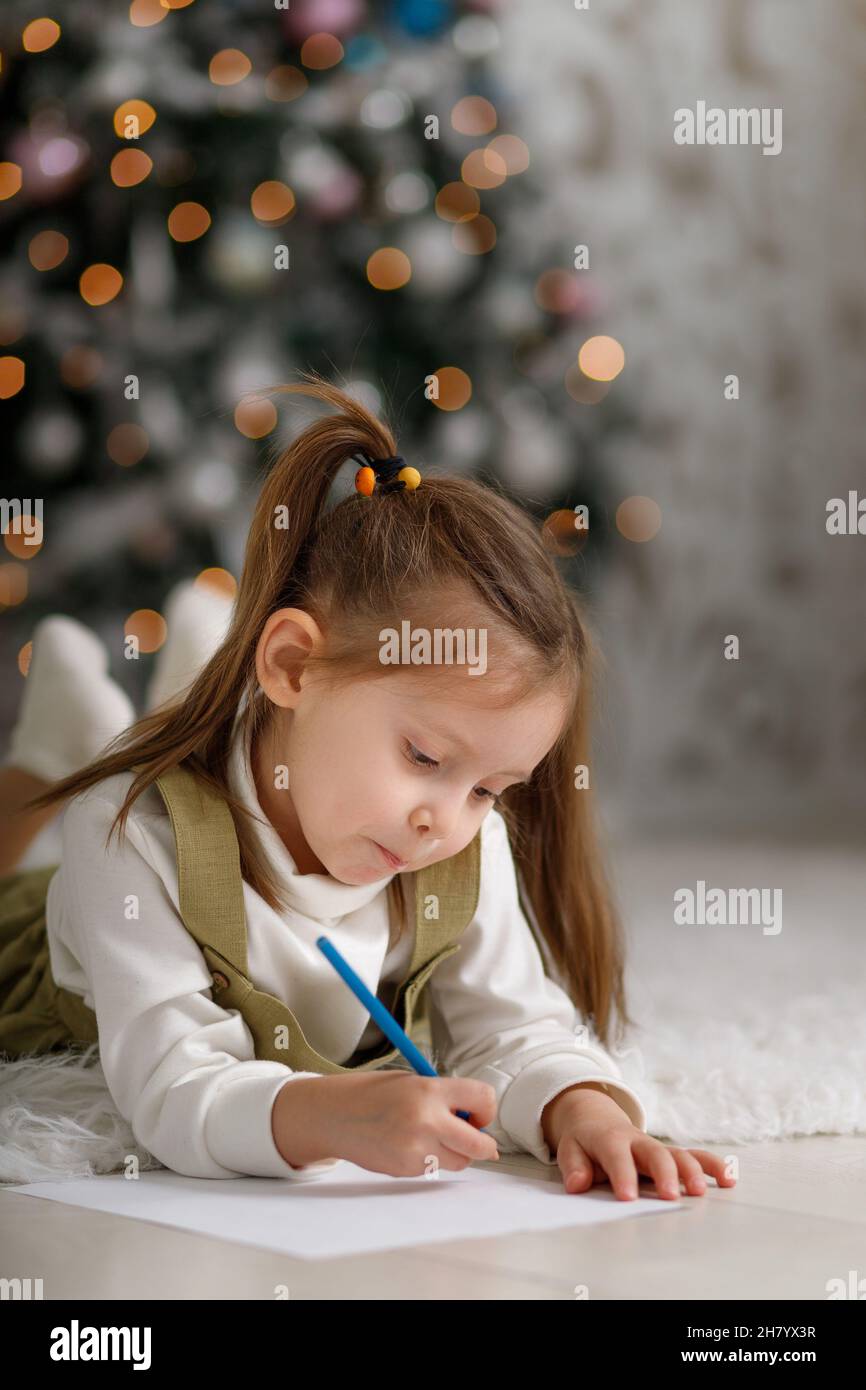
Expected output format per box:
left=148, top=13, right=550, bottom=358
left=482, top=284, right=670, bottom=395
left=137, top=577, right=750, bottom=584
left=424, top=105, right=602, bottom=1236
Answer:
left=372, top=840, right=408, bottom=869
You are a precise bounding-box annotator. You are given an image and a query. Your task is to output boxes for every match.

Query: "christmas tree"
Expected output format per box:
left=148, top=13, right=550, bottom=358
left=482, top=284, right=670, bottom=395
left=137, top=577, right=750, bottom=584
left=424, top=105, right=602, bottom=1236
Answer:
left=0, top=0, right=632, bottom=720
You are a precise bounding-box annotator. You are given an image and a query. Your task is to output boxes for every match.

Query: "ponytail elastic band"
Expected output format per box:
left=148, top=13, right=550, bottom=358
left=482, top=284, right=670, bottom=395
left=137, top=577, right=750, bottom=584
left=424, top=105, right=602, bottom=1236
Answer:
left=354, top=452, right=422, bottom=496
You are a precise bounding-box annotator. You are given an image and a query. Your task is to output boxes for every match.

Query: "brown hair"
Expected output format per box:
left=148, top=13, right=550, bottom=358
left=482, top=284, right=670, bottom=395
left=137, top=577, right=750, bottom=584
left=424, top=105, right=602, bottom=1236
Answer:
left=22, top=372, right=633, bottom=1048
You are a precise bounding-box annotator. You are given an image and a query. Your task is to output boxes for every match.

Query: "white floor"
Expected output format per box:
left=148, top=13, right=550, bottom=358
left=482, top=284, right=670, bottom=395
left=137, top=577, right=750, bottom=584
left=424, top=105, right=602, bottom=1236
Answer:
left=2, top=1134, right=864, bottom=1299
left=3, top=828, right=864, bottom=1298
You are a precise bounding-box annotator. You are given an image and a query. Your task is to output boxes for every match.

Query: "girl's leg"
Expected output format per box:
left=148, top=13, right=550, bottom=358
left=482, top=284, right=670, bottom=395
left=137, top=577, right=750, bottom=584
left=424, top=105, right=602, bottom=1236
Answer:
left=1, top=615, right=136, bottom=873
left=1, top=582, right=234, bottom=874
left=0, top=767, right=61, bottom=875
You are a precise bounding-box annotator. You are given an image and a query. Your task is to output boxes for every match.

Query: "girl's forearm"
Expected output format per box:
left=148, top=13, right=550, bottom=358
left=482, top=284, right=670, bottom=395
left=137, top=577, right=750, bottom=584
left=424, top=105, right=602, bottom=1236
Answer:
left=271, top=1076, right=338, bottom=1167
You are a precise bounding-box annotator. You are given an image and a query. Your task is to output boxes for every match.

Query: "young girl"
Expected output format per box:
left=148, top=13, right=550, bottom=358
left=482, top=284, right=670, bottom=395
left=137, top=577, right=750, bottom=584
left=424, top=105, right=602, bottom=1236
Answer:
left=0, top=374, right=731, bottom=1201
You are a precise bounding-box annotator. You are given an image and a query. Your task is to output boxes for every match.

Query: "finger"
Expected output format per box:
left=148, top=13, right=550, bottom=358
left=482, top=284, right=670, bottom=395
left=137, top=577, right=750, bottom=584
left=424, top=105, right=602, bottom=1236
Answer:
left=687, top=1149, right=738, bottom=1186
left=631, top=1136, right=682, bottom=1199
left=556, top=1135, right=595, bottom=1194
left=438, top=1077, right=499, bottom=1129
left=438, top=1112, right=500, bottom=1163
left=592, top=1138, right=640, bottom=1201
left=670, top=1148, right=707, bottom=1196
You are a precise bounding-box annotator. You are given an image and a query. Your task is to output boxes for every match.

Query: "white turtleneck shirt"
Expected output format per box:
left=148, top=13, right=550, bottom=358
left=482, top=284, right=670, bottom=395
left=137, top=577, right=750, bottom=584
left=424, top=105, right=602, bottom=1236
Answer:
left=44, top=702, right=647, bottom=1181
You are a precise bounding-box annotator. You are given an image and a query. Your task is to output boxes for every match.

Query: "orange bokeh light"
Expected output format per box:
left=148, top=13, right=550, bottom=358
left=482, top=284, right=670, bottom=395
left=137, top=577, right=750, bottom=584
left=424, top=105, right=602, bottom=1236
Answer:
left=113, top=100, right=157, bottom=139
left=451, top=97, right=497, bottom=136
left=578, top=335, right=625, bottom=382
left=209, top=49, right=252, bottom=85
left=234, top=397, right=278, bottom=439
left=111, top=148, right=153, bottom=187
left=429, top=367, right=472, bottom=411
left=0, top=356, right=26, bottom=398
left=300, top=33, right=344, bottom=69
left=366, top=247, right=411, bottom=290
left=167, top=202, right=211, bottom=242
left=28, top=230, right=69, bottom=271
left=0, top=163, right=23, bottom=200
left=125, top=609, right=167, bottom=654
left=23, top=18, right=61, bottom=53
left=250, top=181, right=296, bottom=224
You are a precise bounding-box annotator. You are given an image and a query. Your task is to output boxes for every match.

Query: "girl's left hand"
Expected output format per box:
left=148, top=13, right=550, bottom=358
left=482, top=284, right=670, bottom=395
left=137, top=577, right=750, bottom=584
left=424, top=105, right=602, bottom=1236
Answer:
left=541, top=1083, right=737, bottom=1201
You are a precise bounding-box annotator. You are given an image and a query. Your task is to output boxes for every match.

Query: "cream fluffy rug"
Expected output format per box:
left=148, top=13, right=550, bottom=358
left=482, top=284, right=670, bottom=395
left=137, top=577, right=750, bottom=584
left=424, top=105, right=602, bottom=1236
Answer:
left=2, top=831, right=864, bottom=1182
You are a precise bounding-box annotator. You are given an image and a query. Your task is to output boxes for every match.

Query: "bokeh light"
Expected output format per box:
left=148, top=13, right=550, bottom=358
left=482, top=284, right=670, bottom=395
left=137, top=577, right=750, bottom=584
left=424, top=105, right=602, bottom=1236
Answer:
left=125, top=609, right=167, bottom=654
left=107, top=423, right=149, bottom=467
left=452, top=214, right=496, bottom=255
left=18, top=642, right=33, bottom=677
left=0, top=163, right=23, bottom=200
left=616, top=496, right=662, bottom=542
left=28, top=230, right=69, bottom=270
left=111, top=149, right=153, bottom=187
left=435, top=182, right=480, bottom=223
left=250, top=181, right=296, bottom=225
left=129, top=0, right=171, bottom=28
left=22, top=19, right=61, bottom=53
left=565, top=361, right=612, bottom=405
left=60, top=345, right=104, bottom=388
left=79, top=264, right=123, bottom=306
left=451, top=96, right=497, bottom=135
left=209, top=49, right=252, bottom=85
left=485, top=135, right=529, bottom=175
left=195, top=567, right=237, bottom=601
left=579, top=335, right=625, bottom=382
left=536, top=269, right=587, bottom=315
left=4, top=516, right=43, bottom=559
left=234, top=396, right=277, bottom=438
left=0, top=564, right=28, bottom=608
left=265, top=66, right=308, bottom=102
left=367, top=247, right=411, bottom=290
left=429, top=367, right=472, bottom=411
left=113, top=100, right=157, bottom=139
left=300, top=34, right=344, bottom=70
left=167, top=202, right=211, bottom=242
left=0, top=356, right=26, bottom=398
left=461, top=148, right=506, bottom=190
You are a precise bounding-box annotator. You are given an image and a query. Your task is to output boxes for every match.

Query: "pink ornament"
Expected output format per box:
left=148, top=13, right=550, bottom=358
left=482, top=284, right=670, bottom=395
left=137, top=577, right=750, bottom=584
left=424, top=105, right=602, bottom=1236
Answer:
left=281, top=0, right=366, bottom=44
left=8, top=129, right=90, bottom=203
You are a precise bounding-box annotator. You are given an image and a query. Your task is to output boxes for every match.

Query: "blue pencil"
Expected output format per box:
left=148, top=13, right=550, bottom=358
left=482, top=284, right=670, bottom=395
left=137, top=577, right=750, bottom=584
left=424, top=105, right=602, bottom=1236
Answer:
left=316, top=934, right=481, bottom=1126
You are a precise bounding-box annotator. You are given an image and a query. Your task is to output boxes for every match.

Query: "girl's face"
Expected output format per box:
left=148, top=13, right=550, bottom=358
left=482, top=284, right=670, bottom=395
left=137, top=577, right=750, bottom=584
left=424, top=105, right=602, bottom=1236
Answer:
left=252, top=660, right=570, bottom=885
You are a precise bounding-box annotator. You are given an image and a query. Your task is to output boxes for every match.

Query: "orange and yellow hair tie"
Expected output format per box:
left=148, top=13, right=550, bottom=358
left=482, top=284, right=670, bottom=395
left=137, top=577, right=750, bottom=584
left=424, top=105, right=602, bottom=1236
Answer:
left=354, top=453, right=422, bottom=496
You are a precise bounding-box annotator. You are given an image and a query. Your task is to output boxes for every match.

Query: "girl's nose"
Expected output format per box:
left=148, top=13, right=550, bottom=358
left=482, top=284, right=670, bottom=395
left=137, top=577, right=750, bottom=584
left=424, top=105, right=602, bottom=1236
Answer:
left=410, top=805, right=454, bottom=844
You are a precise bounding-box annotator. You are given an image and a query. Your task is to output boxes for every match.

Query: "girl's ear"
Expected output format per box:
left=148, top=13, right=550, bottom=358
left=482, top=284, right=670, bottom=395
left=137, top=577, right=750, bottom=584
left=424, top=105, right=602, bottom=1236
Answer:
left=255, top=607, right=322, bottom=706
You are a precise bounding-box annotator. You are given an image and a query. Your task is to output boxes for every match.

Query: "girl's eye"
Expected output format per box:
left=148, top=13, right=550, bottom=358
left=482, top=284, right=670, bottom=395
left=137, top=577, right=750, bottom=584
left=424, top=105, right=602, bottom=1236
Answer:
left=403, top=741, right=498, bottom=802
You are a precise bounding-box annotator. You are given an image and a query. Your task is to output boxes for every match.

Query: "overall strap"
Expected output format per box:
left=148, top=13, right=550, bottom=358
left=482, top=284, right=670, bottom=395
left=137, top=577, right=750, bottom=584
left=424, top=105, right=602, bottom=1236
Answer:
left=154, top=764, right=250, bottom=977
left=408, top=835, right=480, bottom=966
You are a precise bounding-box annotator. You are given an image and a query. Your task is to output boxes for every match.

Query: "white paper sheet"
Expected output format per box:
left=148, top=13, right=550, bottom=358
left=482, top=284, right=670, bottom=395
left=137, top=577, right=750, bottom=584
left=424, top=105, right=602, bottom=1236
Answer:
left=8, top=1164, right=681, bottom=1260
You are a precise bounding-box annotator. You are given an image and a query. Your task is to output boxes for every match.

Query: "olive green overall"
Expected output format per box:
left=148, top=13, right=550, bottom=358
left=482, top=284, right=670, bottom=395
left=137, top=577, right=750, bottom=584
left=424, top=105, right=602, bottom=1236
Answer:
left=0, top=764, right=481, bottom=1070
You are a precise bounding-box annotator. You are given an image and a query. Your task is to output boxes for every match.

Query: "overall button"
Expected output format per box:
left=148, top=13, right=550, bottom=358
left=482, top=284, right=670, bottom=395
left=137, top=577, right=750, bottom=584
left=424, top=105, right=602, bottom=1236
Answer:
left=211, top=971, right=230, bottom=992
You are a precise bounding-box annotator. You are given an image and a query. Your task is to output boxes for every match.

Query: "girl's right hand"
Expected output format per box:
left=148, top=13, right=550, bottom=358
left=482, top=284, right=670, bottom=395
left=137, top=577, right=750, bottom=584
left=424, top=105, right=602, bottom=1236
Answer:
left=272, top=1072, right=501, bottom=1175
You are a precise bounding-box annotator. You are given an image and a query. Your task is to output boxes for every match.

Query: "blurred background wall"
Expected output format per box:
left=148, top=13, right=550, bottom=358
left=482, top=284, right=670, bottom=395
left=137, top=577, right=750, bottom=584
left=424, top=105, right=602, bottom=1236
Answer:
left=2, top=0, right=865, bottom=841
left=498, top=0, right=866, bottom=837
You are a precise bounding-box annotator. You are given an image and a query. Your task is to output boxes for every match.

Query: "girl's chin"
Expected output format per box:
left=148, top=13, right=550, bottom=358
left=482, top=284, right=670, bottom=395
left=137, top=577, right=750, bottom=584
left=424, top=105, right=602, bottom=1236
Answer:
left=320, top=846, right=392, bottom=886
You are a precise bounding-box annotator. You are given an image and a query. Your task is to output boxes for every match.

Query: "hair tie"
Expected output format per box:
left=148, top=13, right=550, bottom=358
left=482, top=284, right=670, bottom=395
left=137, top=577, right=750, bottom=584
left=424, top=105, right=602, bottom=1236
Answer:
left=354, top=451, right=422, bottom=497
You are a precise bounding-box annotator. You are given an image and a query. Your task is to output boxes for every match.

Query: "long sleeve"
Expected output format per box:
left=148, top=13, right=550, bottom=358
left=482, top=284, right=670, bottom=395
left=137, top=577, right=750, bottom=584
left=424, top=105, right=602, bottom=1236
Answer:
left=48, top=784, right=341, bottom=1181
left=425, top=806, right=647, bottom=1165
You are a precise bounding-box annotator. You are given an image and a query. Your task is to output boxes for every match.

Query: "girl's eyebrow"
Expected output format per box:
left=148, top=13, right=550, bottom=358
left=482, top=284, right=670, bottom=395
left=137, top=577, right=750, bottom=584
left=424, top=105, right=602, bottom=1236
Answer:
left=424, top=721, right=531, bottom=781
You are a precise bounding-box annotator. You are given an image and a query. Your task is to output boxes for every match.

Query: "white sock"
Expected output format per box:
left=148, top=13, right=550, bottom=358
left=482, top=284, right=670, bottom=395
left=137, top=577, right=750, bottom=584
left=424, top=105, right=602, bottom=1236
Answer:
left=3, top=616, right=137, bottom=783
left=145, top=579, right=234, bottom=713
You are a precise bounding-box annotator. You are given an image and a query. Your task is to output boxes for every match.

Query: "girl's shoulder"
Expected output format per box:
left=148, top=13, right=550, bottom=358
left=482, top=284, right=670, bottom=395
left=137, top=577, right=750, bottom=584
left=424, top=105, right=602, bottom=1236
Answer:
left=64, top=768, right=169, bottom=825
